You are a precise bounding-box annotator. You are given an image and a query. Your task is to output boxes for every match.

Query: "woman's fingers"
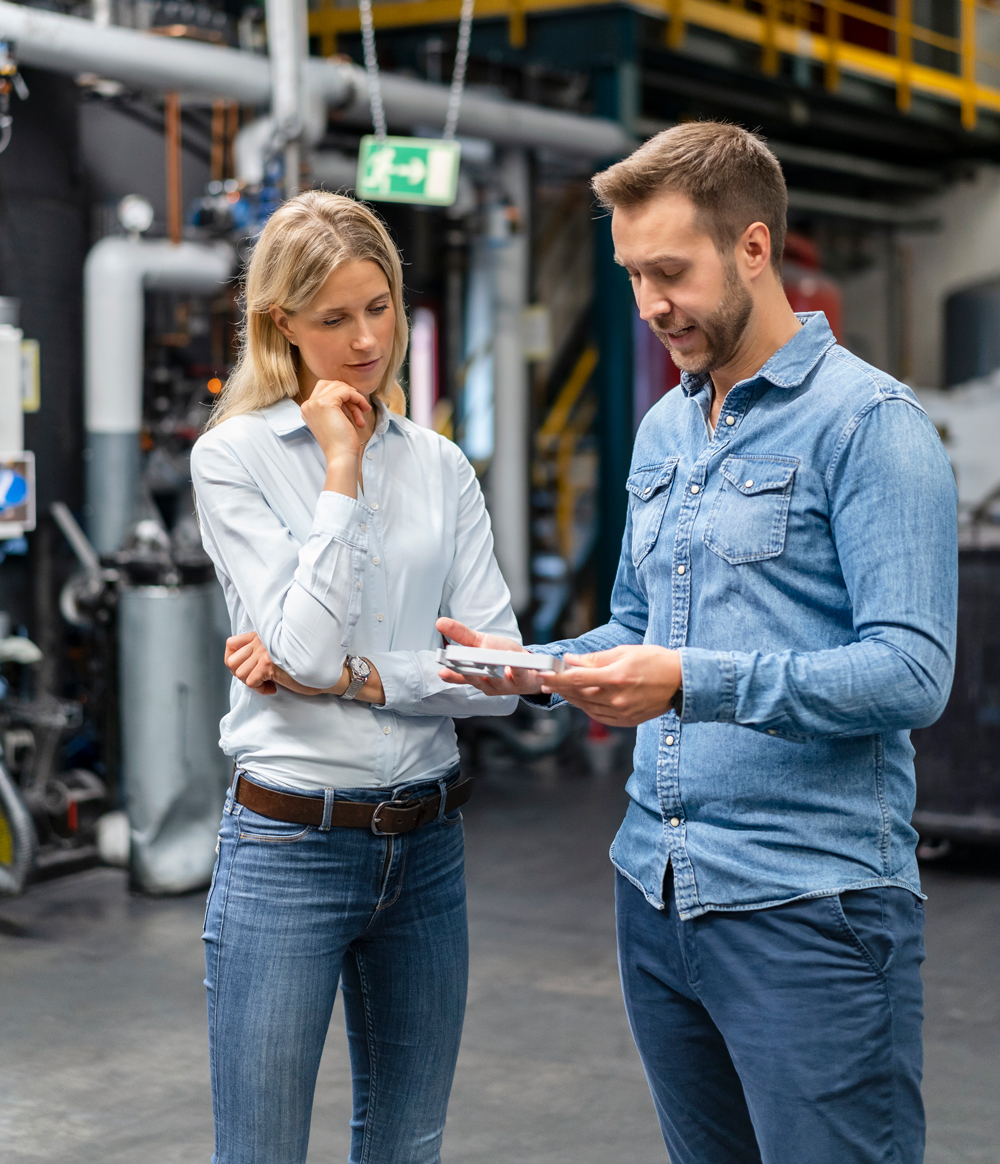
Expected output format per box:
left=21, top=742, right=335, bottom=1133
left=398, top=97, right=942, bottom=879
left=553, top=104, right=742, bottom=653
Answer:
left=225, top=643, right=256, bottom=675
left=225, top=633, right=257, bottom=667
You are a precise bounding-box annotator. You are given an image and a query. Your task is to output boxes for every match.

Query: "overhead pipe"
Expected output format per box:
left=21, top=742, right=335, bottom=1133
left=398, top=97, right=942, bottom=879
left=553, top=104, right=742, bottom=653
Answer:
left=84, top=237, right=233, bottom=555
left=0, top=1, right=633, bottom=157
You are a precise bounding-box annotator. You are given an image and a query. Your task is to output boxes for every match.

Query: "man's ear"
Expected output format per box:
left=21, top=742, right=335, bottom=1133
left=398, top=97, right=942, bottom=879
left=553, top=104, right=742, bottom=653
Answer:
left=739, top=222, right=773, bottom=278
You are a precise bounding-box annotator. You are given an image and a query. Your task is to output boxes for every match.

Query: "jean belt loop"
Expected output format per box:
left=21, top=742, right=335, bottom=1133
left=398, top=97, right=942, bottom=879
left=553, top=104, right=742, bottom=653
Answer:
left=320, top=788, right=335, bottom=832
left=225, top=765, right=240, bottom=813
left=435, top=777, right=449, bottom=823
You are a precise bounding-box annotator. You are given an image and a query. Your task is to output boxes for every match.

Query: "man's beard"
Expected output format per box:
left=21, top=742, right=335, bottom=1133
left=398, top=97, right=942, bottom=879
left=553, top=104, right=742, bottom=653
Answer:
left=649, top=265, right=753, bottom=376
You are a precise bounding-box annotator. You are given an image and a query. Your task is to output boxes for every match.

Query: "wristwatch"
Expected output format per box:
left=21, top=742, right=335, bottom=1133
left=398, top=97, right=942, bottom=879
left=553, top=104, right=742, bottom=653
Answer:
left=341, top=655, right=372, bottom=700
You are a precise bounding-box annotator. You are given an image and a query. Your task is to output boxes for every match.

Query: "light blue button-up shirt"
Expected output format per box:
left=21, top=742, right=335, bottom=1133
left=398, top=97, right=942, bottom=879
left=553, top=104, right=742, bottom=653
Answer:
left=538, top=314, right=958, bottom=918
left=191, top=397, right=519, bottom=792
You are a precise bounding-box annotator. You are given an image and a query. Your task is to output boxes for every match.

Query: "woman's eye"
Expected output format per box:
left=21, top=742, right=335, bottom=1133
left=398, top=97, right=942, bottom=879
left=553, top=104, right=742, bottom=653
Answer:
left=322, top=317, right=343, bottom=327
left=370, top=305, right=389, bottom=315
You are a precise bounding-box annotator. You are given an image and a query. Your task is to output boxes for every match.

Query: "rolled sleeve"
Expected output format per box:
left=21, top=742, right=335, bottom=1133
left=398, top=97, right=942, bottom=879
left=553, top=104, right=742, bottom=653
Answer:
left=678, top=648, right=736, bottom=724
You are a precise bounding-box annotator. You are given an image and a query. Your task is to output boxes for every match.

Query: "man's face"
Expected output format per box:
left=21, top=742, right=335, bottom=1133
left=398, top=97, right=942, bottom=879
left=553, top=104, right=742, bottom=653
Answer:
left=612, top=191, right=754, bottom=376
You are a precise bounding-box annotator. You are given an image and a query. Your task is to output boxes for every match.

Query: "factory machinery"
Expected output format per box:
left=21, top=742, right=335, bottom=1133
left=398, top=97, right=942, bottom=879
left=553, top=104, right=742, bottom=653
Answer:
left=3, top=0, right=1000, bottom=896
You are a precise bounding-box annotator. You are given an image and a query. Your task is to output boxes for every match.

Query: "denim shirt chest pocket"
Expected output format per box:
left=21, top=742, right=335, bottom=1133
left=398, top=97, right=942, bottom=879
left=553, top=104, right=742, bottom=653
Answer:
left=703, top=454, right=800, bottom=564
left=626, top=459, right=680, bottom=567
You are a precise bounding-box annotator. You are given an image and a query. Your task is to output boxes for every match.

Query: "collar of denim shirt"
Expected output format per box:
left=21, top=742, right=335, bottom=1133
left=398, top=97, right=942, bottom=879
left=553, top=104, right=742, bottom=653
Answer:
left=679, top=311, right=837, bottom=398
left=261, top=394, right=411, bottom=439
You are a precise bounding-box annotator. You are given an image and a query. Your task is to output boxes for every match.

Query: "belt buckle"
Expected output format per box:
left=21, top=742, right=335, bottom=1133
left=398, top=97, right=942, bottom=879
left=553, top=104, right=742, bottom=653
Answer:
left=370, top=794, right=419, bottom=836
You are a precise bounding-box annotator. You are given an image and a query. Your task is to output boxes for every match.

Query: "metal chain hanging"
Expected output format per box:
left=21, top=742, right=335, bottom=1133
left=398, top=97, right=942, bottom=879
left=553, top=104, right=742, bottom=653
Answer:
left=357, top=0, right=475, bottom=143
left=443, top=0, right=475, bottom=141
left=358, top=0, right=387, bottom=141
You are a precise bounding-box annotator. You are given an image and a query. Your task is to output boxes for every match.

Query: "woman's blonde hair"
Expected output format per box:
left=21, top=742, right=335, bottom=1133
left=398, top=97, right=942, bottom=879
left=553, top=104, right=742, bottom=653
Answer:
left=208, top=191, right=408, bottom=429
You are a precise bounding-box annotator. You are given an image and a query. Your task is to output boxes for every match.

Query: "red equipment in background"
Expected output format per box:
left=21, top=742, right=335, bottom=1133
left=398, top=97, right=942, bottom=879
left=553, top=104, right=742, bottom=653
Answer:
left=783, top=232, right=844, bottom=342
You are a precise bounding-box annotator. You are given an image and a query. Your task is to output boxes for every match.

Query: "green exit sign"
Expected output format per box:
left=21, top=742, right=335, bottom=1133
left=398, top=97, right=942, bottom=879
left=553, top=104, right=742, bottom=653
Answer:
left=356, top=136, right=461, bottom=207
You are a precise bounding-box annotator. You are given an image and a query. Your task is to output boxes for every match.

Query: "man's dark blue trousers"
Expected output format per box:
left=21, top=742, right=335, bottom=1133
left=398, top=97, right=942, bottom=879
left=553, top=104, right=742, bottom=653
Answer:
left=616, top=873, right=926, bottom=1163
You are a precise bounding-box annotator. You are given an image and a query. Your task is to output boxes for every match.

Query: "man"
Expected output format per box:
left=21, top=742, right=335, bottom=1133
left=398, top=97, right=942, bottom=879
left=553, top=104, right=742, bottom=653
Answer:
left=438, top=121, right=957, bottom=1164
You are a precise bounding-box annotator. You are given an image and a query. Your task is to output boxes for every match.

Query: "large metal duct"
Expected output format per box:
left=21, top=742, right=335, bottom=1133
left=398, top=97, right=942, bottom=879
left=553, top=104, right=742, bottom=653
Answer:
left=84, top=236, right=232, bottom=555
left=0, top=1, right=633, bottom=158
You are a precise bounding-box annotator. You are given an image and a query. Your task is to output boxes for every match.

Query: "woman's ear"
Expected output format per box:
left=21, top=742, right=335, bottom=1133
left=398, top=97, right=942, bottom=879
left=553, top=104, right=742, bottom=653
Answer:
left=269, top=304, right=296, bottom=344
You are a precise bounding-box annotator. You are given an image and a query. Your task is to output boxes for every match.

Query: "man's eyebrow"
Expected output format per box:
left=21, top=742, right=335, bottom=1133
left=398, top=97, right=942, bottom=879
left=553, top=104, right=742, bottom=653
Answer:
left=612, top=252, right=687, bottom=269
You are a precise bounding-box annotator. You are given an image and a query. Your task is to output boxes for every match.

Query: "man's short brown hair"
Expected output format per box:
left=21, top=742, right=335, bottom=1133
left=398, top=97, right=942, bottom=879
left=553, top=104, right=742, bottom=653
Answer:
left=592, top=122, right=787, bottom=271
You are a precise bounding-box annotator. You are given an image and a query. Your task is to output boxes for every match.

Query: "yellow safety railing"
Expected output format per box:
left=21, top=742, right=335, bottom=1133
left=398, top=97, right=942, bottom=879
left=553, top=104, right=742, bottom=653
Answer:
left=308, top=0, right=1000, bottom=130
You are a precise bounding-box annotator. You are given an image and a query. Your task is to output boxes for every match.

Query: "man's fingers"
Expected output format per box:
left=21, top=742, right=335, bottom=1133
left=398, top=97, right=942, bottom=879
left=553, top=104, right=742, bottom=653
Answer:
left=256, top=680, right=277, bottom=696
left=435, top=617, right=483, bottom=647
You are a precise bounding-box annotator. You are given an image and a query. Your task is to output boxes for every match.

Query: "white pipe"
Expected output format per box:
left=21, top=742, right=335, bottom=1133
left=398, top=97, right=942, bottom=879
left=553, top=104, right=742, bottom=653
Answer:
left=0, top=1, right=632, bottom=157
left=488, top=149, right=531, bottom=614
left=84, top=236, right=233, bottom=554
left=0, top=1, right=272, bottom=103
left=265, top=0, right=305, bottom=196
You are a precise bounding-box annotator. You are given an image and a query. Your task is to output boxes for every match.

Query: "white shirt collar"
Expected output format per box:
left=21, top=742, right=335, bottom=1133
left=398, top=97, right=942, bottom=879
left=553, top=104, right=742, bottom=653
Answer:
left=261, top=394, right=409, bottom=439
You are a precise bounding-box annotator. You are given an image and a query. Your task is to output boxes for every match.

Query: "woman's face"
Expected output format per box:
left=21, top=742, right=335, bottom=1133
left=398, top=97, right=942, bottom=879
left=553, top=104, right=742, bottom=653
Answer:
left=270, top=259, right=396, bottom=398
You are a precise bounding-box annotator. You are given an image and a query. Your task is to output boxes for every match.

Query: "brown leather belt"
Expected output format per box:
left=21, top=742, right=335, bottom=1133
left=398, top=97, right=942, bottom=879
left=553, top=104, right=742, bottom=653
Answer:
left=235, top=773, right=473, bottom=835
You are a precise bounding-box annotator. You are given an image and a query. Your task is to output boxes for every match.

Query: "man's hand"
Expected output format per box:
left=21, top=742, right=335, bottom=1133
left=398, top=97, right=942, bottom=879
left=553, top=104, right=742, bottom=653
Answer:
left=539, top=645, right=682, bottom=727
left=435, top=617, right=553, bottom=697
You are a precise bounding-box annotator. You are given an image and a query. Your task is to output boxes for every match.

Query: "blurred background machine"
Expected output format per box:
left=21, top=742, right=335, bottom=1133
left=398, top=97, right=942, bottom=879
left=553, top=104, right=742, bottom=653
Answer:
left=2, top=0, right=1000, bottom=894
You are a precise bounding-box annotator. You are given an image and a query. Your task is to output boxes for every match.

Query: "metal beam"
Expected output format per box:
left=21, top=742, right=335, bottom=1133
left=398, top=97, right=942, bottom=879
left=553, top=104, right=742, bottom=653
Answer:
left=786, top=188, right=938, bottom=226
left=768, top=140, right=942, bottom=190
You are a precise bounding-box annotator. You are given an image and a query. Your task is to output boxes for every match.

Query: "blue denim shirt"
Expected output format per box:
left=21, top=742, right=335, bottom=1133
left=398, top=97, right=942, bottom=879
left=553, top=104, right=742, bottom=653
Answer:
left=536, top=313, right=957, bottom=919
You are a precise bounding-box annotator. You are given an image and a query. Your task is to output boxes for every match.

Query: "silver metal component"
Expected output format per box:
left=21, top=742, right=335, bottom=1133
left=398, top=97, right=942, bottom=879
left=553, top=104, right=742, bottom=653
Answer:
left=341, top=654, right=372, bottom=700
left=118, top=583, right=231, bottom=895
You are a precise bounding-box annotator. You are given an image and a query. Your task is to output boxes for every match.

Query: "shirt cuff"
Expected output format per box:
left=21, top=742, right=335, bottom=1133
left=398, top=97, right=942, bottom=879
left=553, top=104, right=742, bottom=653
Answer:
left=677, top=647, right=737, bottom=724
left=312, top=491, right=372, bottom=548
left=365, top=650, right=422, bottom=712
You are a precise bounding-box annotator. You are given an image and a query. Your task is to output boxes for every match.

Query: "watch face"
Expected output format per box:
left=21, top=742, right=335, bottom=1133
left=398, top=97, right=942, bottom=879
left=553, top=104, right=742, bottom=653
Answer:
left=353, top=656, right=372, bottom=680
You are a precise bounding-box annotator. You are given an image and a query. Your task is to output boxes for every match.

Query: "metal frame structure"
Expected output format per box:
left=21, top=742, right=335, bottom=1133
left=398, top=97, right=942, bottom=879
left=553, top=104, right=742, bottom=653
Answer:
left=310, top=0, right=1000, bottom=131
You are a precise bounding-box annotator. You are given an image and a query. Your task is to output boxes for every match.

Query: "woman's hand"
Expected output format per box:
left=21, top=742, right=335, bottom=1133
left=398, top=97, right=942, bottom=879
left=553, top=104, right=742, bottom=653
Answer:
left=224, top=632, right=385, bottom=703
left=225, top=632, right=327, bottom=697
left=435, top=617, right=549, bottom=697
left=299, top=379, right=372, bottom=497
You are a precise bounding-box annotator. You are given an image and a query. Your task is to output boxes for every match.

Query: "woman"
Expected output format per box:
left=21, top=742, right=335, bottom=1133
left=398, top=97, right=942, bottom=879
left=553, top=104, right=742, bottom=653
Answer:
left=191, top=191, right=519, bottom=1164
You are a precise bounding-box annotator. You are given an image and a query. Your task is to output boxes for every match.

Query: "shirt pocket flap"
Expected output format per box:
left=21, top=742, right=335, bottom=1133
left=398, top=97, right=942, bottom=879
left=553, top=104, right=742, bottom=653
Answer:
left=626, top=459, right=679, bottom=502
left=719, top=456, right=798, bottom=496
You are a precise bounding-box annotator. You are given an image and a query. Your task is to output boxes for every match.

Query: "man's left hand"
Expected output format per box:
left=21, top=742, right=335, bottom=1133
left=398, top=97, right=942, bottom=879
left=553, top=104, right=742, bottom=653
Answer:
left=541, top=645, right=682, bottom=727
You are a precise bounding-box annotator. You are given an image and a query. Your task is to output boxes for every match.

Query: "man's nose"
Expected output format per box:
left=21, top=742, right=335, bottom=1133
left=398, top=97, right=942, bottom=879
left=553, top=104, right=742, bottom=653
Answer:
left=635, top=280, right=671, bottom=323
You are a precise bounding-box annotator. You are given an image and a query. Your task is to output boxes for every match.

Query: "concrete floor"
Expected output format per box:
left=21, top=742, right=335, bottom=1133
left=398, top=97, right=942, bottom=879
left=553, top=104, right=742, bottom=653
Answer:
left=1, top=740, right=998, bottom=1163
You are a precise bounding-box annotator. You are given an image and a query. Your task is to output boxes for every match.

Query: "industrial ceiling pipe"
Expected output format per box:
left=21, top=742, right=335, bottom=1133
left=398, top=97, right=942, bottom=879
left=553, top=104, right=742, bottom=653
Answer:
left=0, top=1, right=633, bottom=157
left=84, top=237, right=233, bottom=555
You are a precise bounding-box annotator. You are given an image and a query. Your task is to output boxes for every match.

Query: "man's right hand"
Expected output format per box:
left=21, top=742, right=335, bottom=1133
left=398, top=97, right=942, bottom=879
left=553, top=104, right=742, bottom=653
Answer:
left=435, top=617, right=551, bottom=697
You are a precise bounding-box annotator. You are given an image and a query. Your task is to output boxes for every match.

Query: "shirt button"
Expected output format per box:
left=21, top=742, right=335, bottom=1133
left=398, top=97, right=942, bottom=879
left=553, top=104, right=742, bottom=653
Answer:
left=366, top=451, right=373, bottom=460
left=677, top=565, right=686, bottom=575
left=360, top=522, right=367, bottom=532
left=767, top=729, right=777, bottom=736
left=356, top=581, right=362, bottom=590
left=745, top=479, right=754, bottom=488
left=690, top=484, right=700, bottom=494
left=372, top=556, right=380, bottom=565
left=665, top=735, right=675, bottom=746
left=643, top=487, right=652, bottom=495
left=371, top=502, right=379, bottom=511
left=669, top=817, right=680, bottom=828
left=382, top=725, right=391, bottom=735
left=376, top=613, right=384, bottom=622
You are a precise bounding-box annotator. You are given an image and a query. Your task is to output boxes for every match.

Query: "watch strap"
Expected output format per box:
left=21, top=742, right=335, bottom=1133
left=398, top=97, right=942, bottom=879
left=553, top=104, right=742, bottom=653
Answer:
left=342, top=655, right=370, bottom=700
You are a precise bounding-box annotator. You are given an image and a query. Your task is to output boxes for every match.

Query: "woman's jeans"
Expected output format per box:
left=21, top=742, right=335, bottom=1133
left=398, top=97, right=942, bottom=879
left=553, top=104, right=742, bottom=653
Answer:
left=203, top=772, right=468, bottom=1164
